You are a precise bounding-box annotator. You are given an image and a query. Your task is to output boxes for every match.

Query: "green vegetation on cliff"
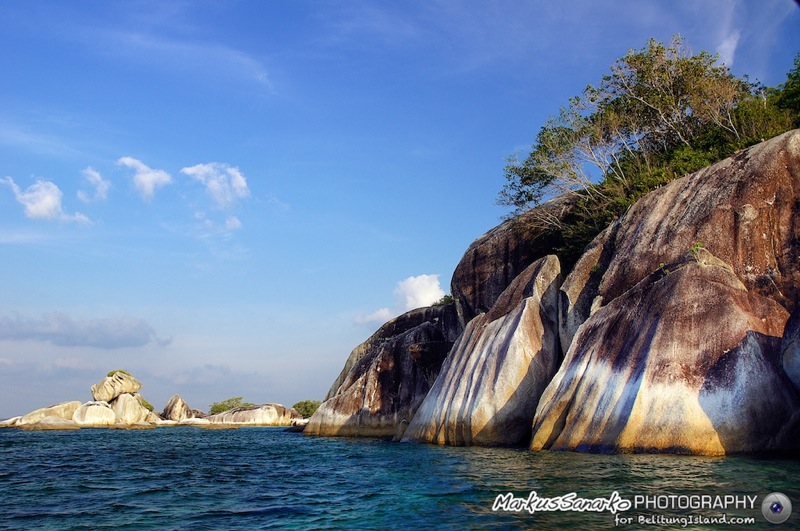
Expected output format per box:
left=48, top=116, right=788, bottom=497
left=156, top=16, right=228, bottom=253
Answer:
left=499, top=36, right=800, bottom=272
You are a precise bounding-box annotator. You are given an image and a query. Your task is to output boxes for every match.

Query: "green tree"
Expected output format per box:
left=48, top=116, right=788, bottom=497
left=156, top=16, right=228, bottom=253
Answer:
left=292, top=400, right=321, bottom=418
left=498, top=36, right=798, bottom=273
left=499, top=35, right=754, bottom=216
left=209, top=396, right=254, bottom=415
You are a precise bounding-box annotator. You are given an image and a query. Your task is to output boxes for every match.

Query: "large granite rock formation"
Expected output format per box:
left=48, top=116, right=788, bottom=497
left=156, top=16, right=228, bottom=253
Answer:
left=162, top=394, right=195, bottom=422
left=450, top=196, right=574, bottom=327
left=206, top=404, right=300, bottom=426
left=781, top=309, right=800, bottom=391
left=325, top=304, right=462, bottom=401
left=111, top=393, right=152, bottom=425
left=73, top=401, right=117, bottom=427
left=531, top=250, right=800, bottom=454
left=17, top=401, right=82, bottom=426
left=306, top=303, right=460, bottom=438
left=90, top=372, right=142, bottom=402
left=401, top=255, right=562, bottom=446
left=560, top=130, right=800, bottom=355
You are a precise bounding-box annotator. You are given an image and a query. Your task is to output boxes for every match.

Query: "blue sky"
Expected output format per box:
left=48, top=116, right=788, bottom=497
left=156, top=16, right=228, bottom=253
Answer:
left=1, top=1, right=798, bottom=418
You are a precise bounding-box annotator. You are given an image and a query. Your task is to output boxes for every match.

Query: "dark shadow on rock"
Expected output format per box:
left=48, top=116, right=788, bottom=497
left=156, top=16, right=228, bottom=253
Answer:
left=698, top=330, right=800, bottom=455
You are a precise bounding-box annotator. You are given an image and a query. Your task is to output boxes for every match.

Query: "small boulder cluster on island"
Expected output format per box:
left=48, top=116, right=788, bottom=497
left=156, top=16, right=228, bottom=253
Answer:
left=0, top=371, right=307, bottom=431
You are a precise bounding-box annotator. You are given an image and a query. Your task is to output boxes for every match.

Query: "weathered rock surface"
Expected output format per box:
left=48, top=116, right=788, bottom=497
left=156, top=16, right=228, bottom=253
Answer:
left=73, top=401, right=117, bottom=427
left=90, top=372, right=142, bottom=402
left=307, top=304, right=460, bottom=438
left=111, top=393, right=151, bottom=425
left=17, top=401, right=83, bottom=426
left=531, top=251, right=800, bottom=455
left=20, top=416, right=80, bottom=431
left=782, top=308, right=800, bottom=391
left=162, top=394, right=195, bottom=422
left=450, top=196, right=574, bottom=327
left=401, top=255, right=562, bottom=446
left=0, top=417, right=21, bottom=428
left=325, top=304, right=462, bottom=400
left=206, top=404, right=301, bottom=425
left=561, top=130, right=800, bottom=354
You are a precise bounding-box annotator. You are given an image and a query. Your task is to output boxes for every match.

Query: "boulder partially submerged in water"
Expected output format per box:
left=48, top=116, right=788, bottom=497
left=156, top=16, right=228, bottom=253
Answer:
left=16, top=400, right=82, bottom=426
left=161, top=394, right=196, bottom=422
left=207, top=404, right=301, bottom=426
left=111, top=393, right=156, bottom=425
left=401, top=256, right=562, bottom=446
left=73, top=401, right=117, bottom=427
left=306, top=304, right=461, bottom=438
left=315, top=131, right=800, bottom=454
left=531, top=251, right=800, bottom=455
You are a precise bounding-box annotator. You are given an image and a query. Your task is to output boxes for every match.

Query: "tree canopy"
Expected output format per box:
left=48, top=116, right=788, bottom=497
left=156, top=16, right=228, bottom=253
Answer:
left=292, top=400, right=321, bottom=418
left=209, top=396, right=255, bottom=415
left=498, top=36, right=799, bottom=270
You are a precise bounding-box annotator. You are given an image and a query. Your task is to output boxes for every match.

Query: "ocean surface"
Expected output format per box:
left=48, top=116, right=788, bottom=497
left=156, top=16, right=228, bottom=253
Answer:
left=0, top=427, right=797, bottom=530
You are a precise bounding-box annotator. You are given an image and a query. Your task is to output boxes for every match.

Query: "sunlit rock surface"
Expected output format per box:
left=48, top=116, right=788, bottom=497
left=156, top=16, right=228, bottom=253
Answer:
left=90, top=372, right=142, bottom=402
left=531, top=251, right=800, bottom=455
left=401, top=256, right=562, bottom=446
left=206, top=404, right=301, bottom=426
left=73, top=401, right=117, bottom=427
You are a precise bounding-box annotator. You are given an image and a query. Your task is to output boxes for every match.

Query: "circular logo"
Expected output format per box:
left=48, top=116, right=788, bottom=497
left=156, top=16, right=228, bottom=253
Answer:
left=762, top=492, right=792, bottom=524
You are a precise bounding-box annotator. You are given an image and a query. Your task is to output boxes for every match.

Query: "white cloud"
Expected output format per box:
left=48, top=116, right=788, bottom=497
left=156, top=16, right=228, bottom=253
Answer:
left=1, top=177, right=90, bottom=224
left=716, top=31, right=740, bottom=67
left=117, top=156, right=172, bottom=199
left=354, top=307, right=393, bottom=325
left=181, top=162, right=250, bottom=209
left=356, top=274, right=446, bottom=325
left=77, top=166, right=111, bottom=203
left=224, top=216, right=242, bottom=230
left=0, top=312, right=170, bottom=349
left=395, top=274, right=446, bottom=311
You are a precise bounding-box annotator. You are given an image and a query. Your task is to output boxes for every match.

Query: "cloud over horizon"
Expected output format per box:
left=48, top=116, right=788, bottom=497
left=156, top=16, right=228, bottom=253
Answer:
left=0, top=312, right=170, bottom=349
left=355, top=274, right=446, bottom=325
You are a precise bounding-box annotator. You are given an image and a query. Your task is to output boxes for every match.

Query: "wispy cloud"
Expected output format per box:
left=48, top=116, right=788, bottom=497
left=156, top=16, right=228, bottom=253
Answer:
left=117, top=156, right=172, bottom=200
left=356, top=274, right=446, bottom=324
left=0, top=312, right=170, bottom=349
left=98, top=29, right=273, bottom=93
left=1, top=177, right=90, bottom=224
left=77, top=166, right=111, bottom=203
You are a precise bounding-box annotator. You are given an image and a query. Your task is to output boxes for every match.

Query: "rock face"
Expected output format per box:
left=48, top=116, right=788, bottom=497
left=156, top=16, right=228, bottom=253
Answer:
left=531, top=251, right=800, bottom=454
left=450, top=196, right=573, bottom=327
left=782, top=309, right=800, bottom=391
left=207, top=404, right=301, bottom=426
left=401, top=255, right=562, bottom=446
left=90, top=372, right=142, bottom=402
left=162, top=395, right=195, bottom=422
left=111, top=393, right=152, bottom=425
left=17, top=401, right=82, bottom=426
left=307, top=303, right=462, bottom=438
left=325, top=304, right=462, bottom=400
left=73, top=401, right=117, bottom=427
left=21, top=416, right=80, bottom=431
left=561, top=130, right=800, bottom=349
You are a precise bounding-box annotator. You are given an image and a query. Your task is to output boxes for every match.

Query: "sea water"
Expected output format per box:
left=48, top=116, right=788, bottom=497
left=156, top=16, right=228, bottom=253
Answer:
left=0, top=427, right=797, bottom=530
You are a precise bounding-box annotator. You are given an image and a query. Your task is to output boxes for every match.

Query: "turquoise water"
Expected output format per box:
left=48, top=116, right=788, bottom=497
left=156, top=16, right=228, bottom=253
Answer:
left=0, top=427, right=797, bottom=530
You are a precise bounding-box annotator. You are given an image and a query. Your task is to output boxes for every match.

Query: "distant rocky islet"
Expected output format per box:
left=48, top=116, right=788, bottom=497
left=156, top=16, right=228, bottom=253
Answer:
left=0, top=371, right=306, bottom=430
